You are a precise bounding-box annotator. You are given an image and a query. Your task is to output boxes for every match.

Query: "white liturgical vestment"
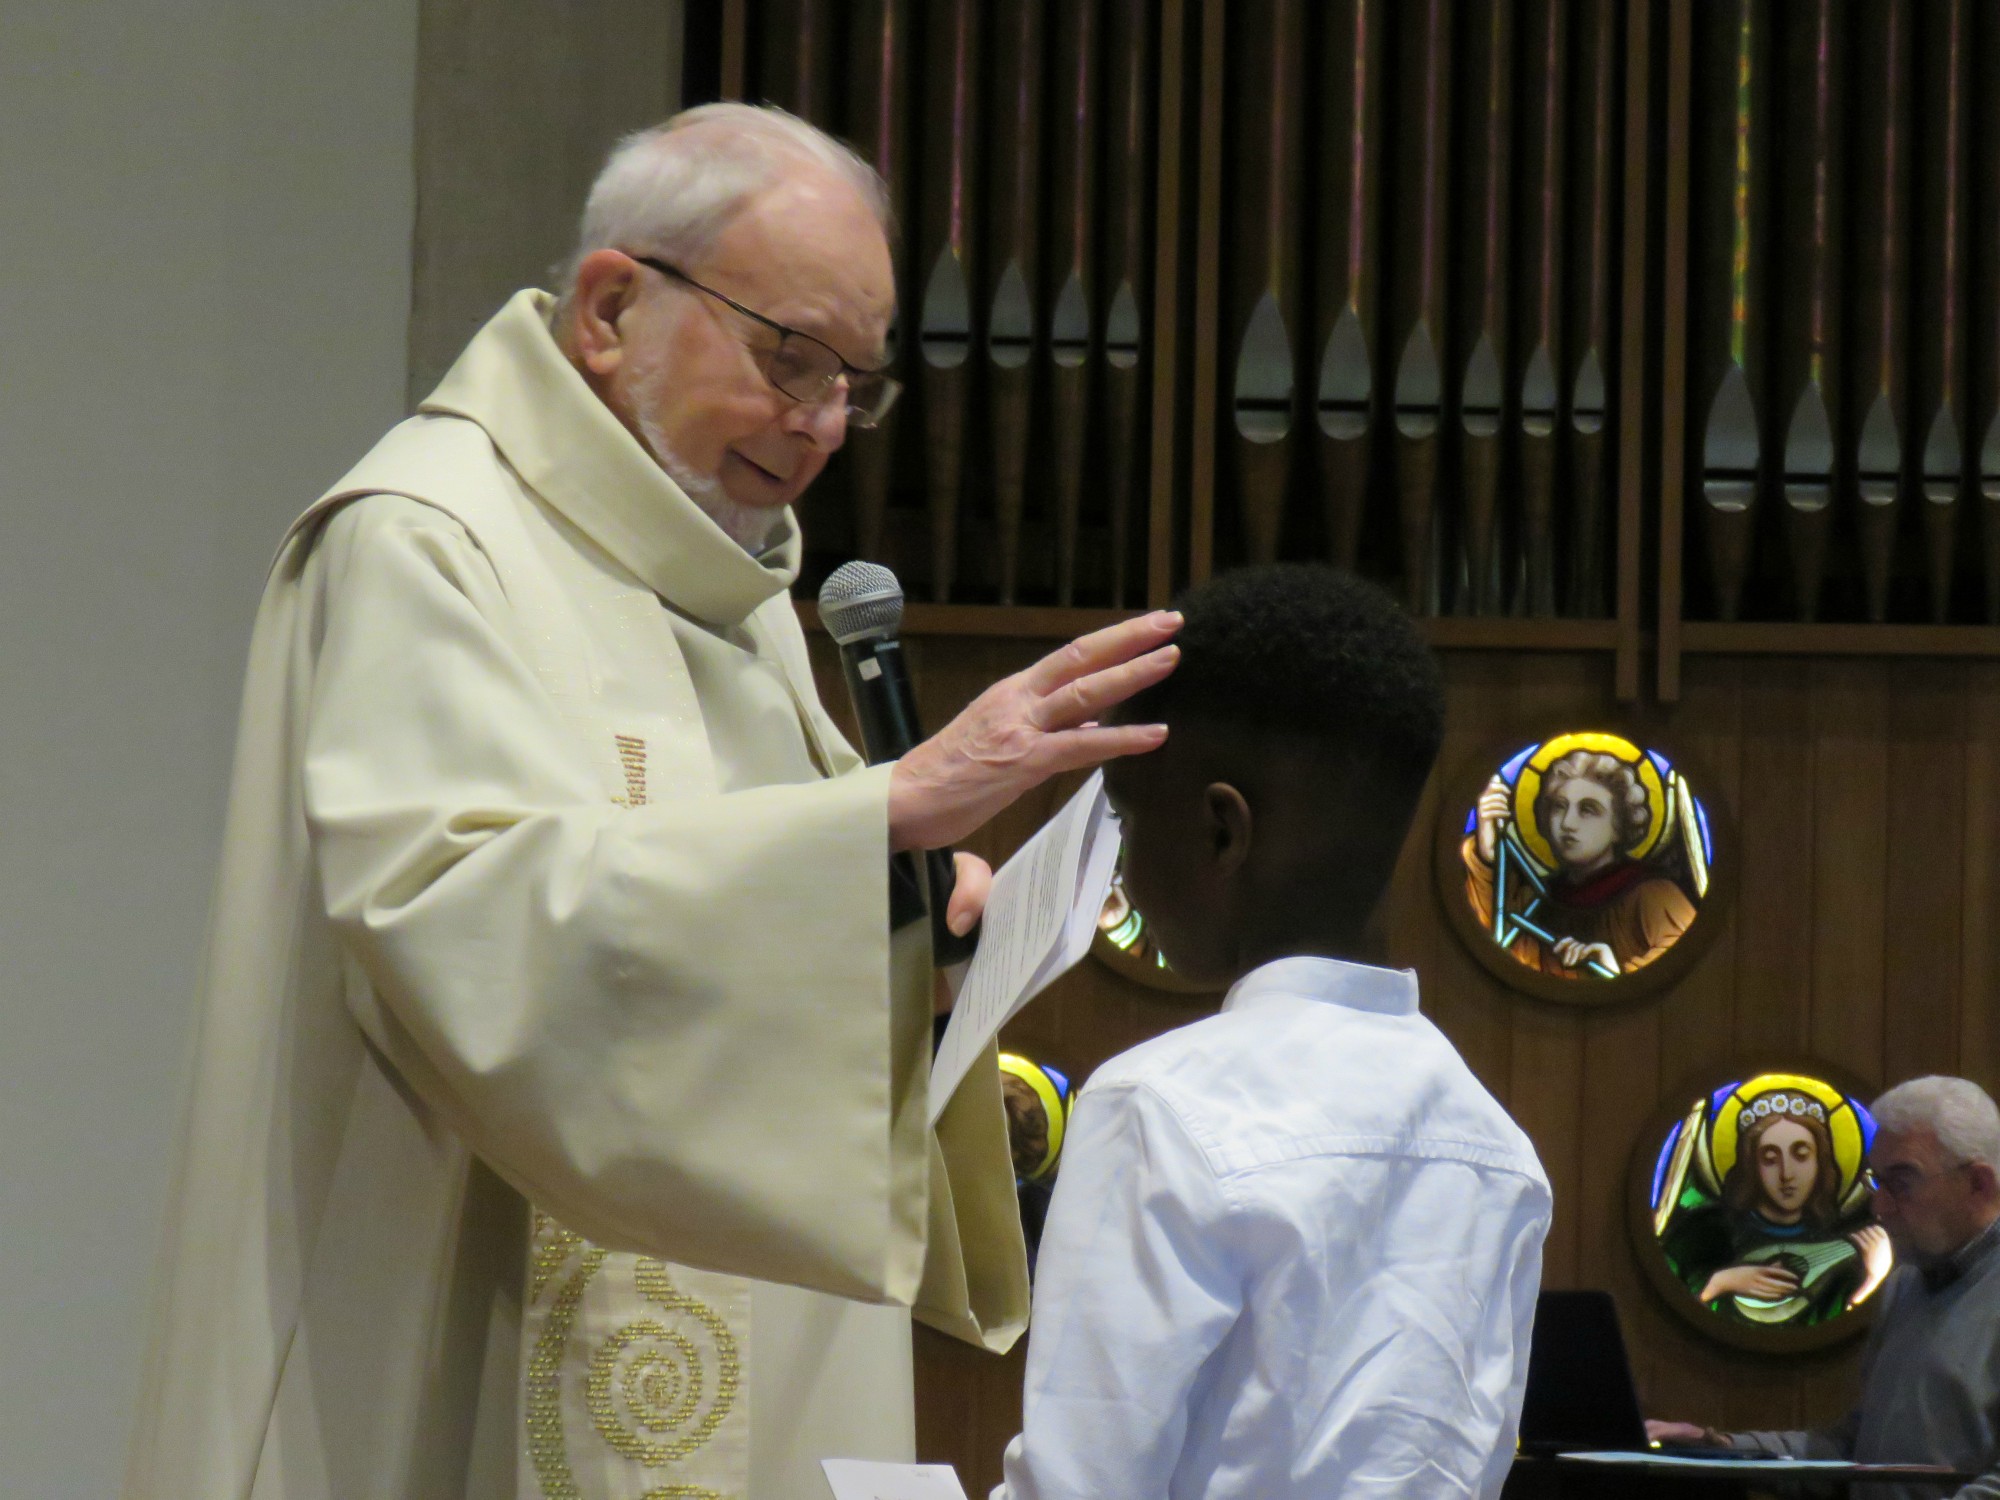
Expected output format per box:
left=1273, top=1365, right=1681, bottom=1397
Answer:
left=996, top=956, right=1551, bottom=1500
left=125, top=290, right=1027, bottom=1500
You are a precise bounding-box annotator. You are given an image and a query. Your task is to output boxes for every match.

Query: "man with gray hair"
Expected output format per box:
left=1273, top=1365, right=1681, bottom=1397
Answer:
left=126, top=104, right=1180, bottom=1500
left=1649, top=1075, right=2000, bottom=1498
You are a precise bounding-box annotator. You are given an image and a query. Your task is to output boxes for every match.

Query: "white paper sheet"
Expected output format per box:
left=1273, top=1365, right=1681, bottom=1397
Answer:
left=821, top=1457, right=971, bottom=1500
left=927, top=771, right=1120, bottom=1126
left=1559, top=1451, right=1855, bottom=1472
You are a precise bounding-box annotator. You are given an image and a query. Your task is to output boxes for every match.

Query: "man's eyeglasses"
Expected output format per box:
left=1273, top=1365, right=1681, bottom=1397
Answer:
left=629, top=255, right=902, bottom=429
left=1863, top=1161, right=1973, bottom=1199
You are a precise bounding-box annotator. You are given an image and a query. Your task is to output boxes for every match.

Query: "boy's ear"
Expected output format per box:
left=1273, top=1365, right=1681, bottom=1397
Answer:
left=1204, top=781, right=1253, bottom=876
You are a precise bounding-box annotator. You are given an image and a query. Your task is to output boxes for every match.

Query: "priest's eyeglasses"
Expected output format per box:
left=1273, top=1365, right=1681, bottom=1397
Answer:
left=629, top=255, right=902, bottom=429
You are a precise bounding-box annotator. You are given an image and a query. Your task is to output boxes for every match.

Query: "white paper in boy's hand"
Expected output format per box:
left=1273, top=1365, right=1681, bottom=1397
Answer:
left=927, top=771, right=1121, bottom=1127
left=821, top=1457, right=970, bottom=1500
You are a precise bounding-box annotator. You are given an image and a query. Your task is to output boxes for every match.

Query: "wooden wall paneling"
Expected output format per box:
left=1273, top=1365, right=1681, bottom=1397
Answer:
left=917, top=0, right=982, bottom=601
left=1844, top=0, right=1911, bottom=627
left=1219, top=0, right=1307, bottom=570
left=1882, top=661, right=1968, bottom=1083
left=1730, top=666, right=1815, bottom=1061
left=1496, top=654, right=1606, bottom=1291
left=1513, top=0, right=1564, bottom=620
left=1146, top=0, right=1187, bottom=609
left=1805, top=660, right=1889, bottom=1083
left=1046, top=0, right=1099, bottom=607
left=983, top=0, right=1045, bottom=605
left=844, top=0, right=914, bottom=565
left=1186, top=0, right=1225, bottom=586
left=1656, top=0, right=1692, bottom=700
left=1571, top=0, right=1620, bottom=624
left=1574, top=992, right=1660, bottom=1343
left=1635, top=656, right=1744, bottom=1419
left=1961, top=662, right=2000, bottom=1096
left=1311, top=0, right=1385, bottom=576
left=1771, top=0, right=1841, bottom=623
left=1386, top=0, right=1454, bottom=615
left=1453, top=0, right=1515, bottom=617
left=1908, top=0, right=1971, bottom=624
left=1408, top=654, right=1521, bottom=1105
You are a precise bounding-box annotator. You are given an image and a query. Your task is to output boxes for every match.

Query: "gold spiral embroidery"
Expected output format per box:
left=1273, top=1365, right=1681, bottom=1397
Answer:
left=587, top=1260, right=741, bottom=1463
left=525, top=1231, right=741, bottom=1500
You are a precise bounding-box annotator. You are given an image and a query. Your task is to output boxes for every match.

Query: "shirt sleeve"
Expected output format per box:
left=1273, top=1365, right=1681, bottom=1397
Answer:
left=994, top=1078, right=1243, bottom=1500
left=297, top=496, right=935, bottom=1304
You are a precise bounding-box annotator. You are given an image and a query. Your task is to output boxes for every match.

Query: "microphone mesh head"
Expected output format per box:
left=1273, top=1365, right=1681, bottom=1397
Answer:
left=817, top=561, right=905, bottom=644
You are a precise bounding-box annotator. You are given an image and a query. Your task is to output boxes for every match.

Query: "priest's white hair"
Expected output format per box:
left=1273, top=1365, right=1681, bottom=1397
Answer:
left=1872, top=1076, right=2000, bottom=1168
left=556, top=102, right=890, bottom=300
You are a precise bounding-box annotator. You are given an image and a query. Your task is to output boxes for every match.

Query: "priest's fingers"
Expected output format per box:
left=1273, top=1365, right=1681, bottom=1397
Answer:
left=1029, top=723, right=1171, bottom=778
left=1020, top=610, right=1181, bottom=696
left=1030, top=644, right=1180, bottom=731
left=947, top=852, right=992, bottom=936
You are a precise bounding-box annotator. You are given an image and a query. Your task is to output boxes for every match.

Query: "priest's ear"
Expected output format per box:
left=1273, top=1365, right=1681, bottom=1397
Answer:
left=565, top=250, right=649, bottom=377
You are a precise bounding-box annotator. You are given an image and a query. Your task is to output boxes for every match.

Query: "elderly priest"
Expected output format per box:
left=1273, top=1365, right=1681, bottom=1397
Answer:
left=124, top=104, right=1179, bottom=1500
left=1649, top=1075, right=2000, bottom=1500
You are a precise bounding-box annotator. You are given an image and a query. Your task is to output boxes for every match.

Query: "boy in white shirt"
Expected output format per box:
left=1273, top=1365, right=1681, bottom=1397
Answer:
left=995, top=564, right=1551, bottom=1500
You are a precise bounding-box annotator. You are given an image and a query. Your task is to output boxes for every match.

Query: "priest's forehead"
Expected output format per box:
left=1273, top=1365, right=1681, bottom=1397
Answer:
left=689, top=168, right=895, bottom=369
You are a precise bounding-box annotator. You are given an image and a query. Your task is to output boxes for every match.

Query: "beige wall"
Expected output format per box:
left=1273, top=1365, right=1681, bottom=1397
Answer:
left=0, top=3, right=417, bottom=1491
left=407, top=0, right=684, bottom=400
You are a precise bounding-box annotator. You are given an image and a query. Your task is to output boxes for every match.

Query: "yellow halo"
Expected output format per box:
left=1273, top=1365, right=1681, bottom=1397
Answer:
left=1511, top=731, right=1668, bottom=870
left=1710, top=1072, right=1865, bottom=1199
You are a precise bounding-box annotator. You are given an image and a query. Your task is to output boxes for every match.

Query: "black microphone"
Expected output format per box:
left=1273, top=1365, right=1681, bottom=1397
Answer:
left=817, top=562, right=978, bottom=966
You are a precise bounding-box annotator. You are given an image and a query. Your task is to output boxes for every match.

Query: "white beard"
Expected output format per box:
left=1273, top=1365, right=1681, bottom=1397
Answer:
left=629, top=363, right=785, bottom=556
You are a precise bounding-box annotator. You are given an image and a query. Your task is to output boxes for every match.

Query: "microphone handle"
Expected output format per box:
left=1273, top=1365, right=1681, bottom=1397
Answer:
left=837, top=635, right=980, bottom=967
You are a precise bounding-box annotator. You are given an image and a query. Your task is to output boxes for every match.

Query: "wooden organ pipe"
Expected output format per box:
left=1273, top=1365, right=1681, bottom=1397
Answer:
left=1454, top=0, right=1514, bottom=616
left=985, top=0, right=1045, bottom=604
left=1846, top=0, right=1910, bottom=625
left=1101, top=0, right=1150, bottom=608
left=1225, top=0, right=1307, bottom=567
left=1565, top=0, right=1617, bottom=618
left=1311, top=0, right=1384, bottom=578
left=1773, top=0, right=1840, bottom=622
left=1514, top=0, right=1564, bottom=619
left=845, top=0, right=912, bottom=566
left=917, top=0, right=981, bottom=601
left=756, top=0, right=837, bottom=123
left=1388, top=0, right=1453, bottom=614
left=1911, top=0, right=1969, bottom=623
left=1689, top=0, right=1769, bottom=623
left=1047, top=0, right=1099, bottom=607
left=1977, top=4, right=2000, bottom=624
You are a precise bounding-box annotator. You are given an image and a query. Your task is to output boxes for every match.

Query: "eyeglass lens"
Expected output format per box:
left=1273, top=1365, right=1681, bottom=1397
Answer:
left=766, top=336, right=898, bottom=427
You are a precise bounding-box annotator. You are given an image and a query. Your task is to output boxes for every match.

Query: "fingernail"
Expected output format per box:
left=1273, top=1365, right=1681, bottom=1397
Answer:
left=1153, top=610, right=1182, bottom=626
left=948, top=911, right=972, bottom=935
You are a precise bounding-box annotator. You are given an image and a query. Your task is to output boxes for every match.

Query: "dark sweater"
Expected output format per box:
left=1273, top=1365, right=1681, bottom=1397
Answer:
left=1736, top=1217, right=2000, bottom=1500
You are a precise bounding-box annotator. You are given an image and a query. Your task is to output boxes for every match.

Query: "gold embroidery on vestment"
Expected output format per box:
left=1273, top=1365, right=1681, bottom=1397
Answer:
left=612, top=733, right=649, bottom=807
left=526, top=1229, right=741, bottom=1499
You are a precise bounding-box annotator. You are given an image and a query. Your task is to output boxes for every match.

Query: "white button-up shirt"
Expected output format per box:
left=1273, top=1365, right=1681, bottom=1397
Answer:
left=995, top=956, right=1551, bottom=1500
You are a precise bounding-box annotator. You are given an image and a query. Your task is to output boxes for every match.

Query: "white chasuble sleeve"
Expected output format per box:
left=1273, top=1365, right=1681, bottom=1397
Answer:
left=300, top=499, right=929, bottom=1305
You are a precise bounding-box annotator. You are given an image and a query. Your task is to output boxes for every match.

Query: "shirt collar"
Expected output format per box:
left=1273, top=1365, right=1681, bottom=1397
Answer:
left=419, top=288, right=800, bottom=627
left=1926, top=1213, right=2000, bottom=1293
left=1220, top=955, right=1419, bottom=1018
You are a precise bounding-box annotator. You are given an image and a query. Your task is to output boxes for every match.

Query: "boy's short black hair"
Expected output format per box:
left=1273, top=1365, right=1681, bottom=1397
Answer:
left=1124, top=562, right=1445, bottom=787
